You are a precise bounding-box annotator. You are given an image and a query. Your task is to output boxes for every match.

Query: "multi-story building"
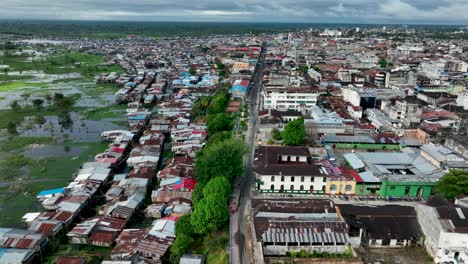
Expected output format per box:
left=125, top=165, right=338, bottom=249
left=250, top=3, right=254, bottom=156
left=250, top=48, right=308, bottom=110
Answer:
left=262, top=85, right=319, bottom=111
left=388, top=96, right=423, bottom=127
left=416, top=198, right=468, bottom=264
left=445, top=60, right=468, bottom=72
left=253, top=146, right=326, bottom=194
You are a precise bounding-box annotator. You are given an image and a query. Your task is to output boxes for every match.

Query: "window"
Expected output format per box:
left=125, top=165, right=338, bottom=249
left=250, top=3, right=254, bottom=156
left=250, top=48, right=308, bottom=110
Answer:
left=311, top=177, right=315, bottom=182
left=300, top=185, right=304, bottom=191
left=271, top=176, right=275, bottom=182
left=281, top=176, right=285, bottom=182
left=301, top=176, right=305, bottom=182
left=270, top=185, right=274, bottom=191
left=345, top=185, right=352, bottom=192
left=330, top=185, right=337, bottom=191
left=291, top=176, right=295, bottom=182
left=280, top=185, right=284, bottom=192
left=390, top=186, right=395, bottom=190
left=290, top=185, right=294, bottom=191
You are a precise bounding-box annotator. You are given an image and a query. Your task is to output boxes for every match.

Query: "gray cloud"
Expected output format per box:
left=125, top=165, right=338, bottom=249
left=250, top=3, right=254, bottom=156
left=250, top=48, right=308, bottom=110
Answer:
left=0, top=0, right=467, bottom=24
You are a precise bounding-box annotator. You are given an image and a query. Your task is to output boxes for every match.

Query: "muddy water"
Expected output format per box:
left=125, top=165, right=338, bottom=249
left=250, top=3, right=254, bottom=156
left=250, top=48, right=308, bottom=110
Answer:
left=18, top=112, right=125, bottom=142
left=23, top=145, right=83, bottom=160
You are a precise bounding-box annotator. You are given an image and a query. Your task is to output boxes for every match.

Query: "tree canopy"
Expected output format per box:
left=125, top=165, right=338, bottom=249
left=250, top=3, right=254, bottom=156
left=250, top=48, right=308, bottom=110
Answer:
left=378, top=58, right=388, bottom=68
left=206, top=131, right=232, bottom=146
left=175, top=214, right=194, bottom=237
left=271, top=128, right=282, bottom=140
left=203, top=176, right=231, bottom=201
left=195, top=138, right=247, bottom=186
left=206, top=89, right=229, bottom=115
left=281, top=118, right=305, bottom=145
left=191, top=192, right=229, bottom=234
left=170, top=234, right=194, bottom=264
left=435, top=170, right=468, bottom=200
left=206, top=113, right=233, bottom=135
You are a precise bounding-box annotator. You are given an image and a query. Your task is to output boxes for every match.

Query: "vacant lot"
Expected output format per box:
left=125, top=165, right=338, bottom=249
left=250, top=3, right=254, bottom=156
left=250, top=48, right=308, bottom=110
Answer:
left=356, top=247, right=433, bottom=264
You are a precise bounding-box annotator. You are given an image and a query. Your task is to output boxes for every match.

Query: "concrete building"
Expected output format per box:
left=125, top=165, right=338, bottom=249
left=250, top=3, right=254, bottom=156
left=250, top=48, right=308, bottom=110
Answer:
left=262, top=86, right=319, bottom=111
left=253, top=146, right=326, bottom=194
left=388, top=96, right=424, bottom=127
left=344, top=150, right=445, bottom=198
left=416, top=198, right=468, bottom=264
left=342, top=88, right=376, bottom=110
left=252, top=199, right=350, bottom=256
left=340, top=205, right=423, bottom=248
left=457, top=92, right=468, bottom=110
left=445, top=60, right=468, bottom=72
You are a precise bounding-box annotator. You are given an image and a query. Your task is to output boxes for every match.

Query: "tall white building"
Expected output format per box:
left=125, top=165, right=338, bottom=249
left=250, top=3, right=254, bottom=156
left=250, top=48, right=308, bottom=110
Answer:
left=262, top=85, right=319, bottom=110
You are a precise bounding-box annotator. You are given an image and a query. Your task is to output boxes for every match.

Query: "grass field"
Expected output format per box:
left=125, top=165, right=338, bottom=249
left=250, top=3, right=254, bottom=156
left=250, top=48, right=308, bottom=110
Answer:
left=0, top=51, right=124, bottom=78
left=0, top=136, right=55, bottom=152
left=0, top=80, right=48, bottom=92
left=81, top=103, right=127, bottom=120
left=192, top=228, right=230, bottom=264
left=80, top=83, right=120, bottom=97
left=42, top=243, right=112, bottom=264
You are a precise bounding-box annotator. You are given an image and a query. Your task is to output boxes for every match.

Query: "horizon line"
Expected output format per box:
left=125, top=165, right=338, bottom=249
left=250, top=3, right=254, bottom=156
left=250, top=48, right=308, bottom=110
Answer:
left=0, top=18, right=466, bottom=27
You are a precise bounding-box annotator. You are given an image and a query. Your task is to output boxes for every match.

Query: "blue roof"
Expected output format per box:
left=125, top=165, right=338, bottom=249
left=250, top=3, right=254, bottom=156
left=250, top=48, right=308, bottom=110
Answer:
left=128, top=115, right=147, bottom=120
left=230, top=85, right=247, bottom=93
left=37, top=187, right=65, bottom=197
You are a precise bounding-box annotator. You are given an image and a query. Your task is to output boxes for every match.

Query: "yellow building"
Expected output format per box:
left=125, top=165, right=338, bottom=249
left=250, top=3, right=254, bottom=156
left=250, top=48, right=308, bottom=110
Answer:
left=324, top=167, right=358, bottom=195
left=325, top=178, right=356, bottom=196
left=232, top=61, right=250, bottom=72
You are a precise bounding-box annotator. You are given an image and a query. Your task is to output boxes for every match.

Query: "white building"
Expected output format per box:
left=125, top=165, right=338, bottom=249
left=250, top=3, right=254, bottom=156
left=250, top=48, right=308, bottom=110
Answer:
left=416, top=200, right=468, bottom=264
left=457, top=92, right=468, bottom=110
left=262, top=85, right=319, bottom=111
left=253, top=146, right=327, bottom=194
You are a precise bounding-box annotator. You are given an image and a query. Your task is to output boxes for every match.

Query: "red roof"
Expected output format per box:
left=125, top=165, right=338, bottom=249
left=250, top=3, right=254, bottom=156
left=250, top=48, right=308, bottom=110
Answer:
left=240, top=79, right=250, bottom=86
left=52, top=211, right=74, bottom=223
left=36, top=223, right=58, bottom=234
left=162, top=215, right=179, bottom=222
left=173, top=178, right=196, bottom=191
left=340, top=166, right=362, bottom=182
left=90, top=231, right=116, bottom=244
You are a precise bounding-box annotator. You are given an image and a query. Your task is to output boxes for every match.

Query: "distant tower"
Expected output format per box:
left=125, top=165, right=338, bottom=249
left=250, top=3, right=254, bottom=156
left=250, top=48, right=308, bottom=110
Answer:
left=382, top=26, right=386, bottom=30
left=356, top=27, right=360, bottom=33
left=288, top=33, right=292, bottom=44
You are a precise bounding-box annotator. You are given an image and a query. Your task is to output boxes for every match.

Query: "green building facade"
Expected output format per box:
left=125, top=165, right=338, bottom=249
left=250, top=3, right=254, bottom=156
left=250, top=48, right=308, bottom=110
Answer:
left=355, top=182, right=382, bottom=196
left=379, top=178, right=434, bottom=198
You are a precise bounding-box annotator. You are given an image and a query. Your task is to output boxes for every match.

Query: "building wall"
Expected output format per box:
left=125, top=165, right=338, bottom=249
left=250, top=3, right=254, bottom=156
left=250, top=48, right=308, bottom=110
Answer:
left=355, top=183, right=382, bottom=196
left=367, top=238, right=413, bottom=248
left=263, top=244, right=349, bottom=256
left=415, top=204, right=441, bottom=258
left=263, top=91, right=318, bottom=110
left=342, top=88, right=361, bottom=107
left=416, top=204, right=468, bottom=263
left=325, top=180, right=356, bottom=195
left=257, top=174, right=326, bottom=194
left=380, top=180, right=434, bottom=198
left=437, top=231, right=468, bottom=263
left=445, top=138, right=468, bottom=159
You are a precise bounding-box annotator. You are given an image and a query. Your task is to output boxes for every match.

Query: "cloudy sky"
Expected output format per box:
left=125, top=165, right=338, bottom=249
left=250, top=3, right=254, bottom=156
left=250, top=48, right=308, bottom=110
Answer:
left=1, top=0, right=467, bottom=24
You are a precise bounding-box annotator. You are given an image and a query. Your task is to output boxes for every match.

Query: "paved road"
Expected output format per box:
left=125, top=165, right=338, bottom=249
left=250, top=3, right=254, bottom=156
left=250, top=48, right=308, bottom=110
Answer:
left=236, top=46, right=266, bottom=264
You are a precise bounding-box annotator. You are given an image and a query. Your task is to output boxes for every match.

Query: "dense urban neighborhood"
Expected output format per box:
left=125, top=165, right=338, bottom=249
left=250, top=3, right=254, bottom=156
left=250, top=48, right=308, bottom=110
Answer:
left=0, top=23, right=468, bottom=264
